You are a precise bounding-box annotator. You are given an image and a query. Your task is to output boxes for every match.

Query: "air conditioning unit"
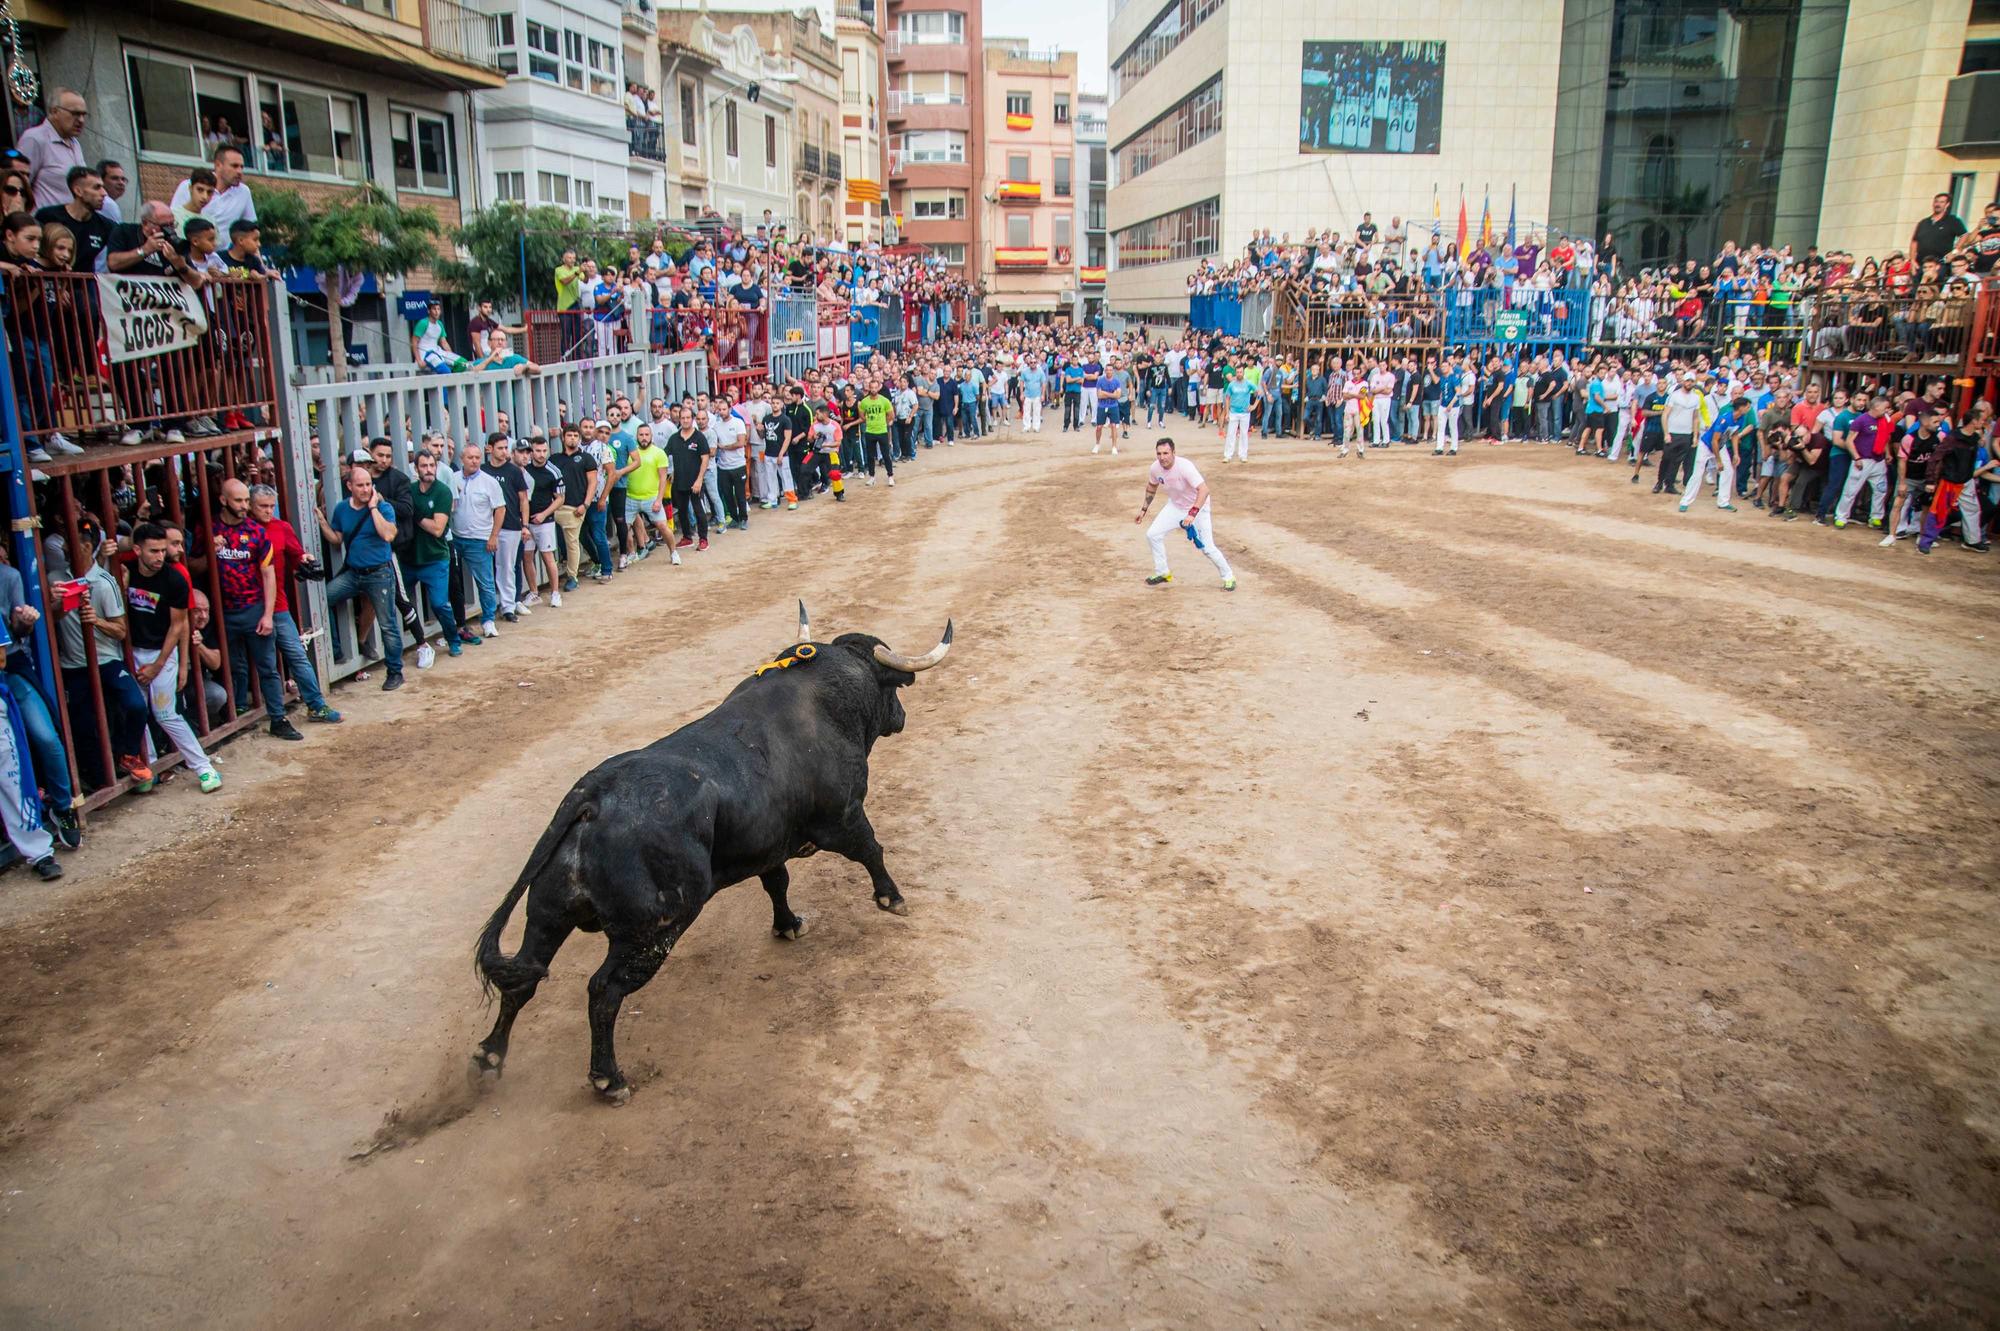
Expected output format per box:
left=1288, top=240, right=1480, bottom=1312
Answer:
left=1060, top=288, right=1076, bottom=303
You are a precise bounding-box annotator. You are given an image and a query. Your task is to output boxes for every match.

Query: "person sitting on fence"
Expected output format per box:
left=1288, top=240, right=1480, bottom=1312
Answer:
left=412, top=298, right=467, bottom=374
left=469, top=327, right=541, bottom=376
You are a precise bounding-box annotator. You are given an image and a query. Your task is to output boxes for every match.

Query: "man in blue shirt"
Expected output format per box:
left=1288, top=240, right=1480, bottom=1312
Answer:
left=1222, top=368, right=1255, bottom=461
left=1060, top=359, right=1087, bottom=432
left=1680, top=395, right=1750, bottom=514
left=1019, top=358, right=1048, bottom=433
left=1093, top=360, right=1126, bottom=455
left=316, top=464, right=406, bottom=690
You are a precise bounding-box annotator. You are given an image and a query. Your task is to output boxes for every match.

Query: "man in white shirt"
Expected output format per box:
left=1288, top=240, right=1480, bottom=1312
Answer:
left=169, top=146, right=257, bottom=233
left=1134, top=438, right=1235, bottom=591
left=1659, top=372, right=1703, bottom=496
left=19, top=88, right=88, bottom=211
left=453, top=440, right=510, bottom=636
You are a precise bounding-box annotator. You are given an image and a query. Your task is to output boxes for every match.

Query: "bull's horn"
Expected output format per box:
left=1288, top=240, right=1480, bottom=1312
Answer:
left=874, top=620, right=953, bottom=673
left=798, top=600, right=811, bottom=643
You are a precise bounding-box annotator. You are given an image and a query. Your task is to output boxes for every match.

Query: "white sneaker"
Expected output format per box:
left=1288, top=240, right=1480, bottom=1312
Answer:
left=524, top=592, right=542, bottom=607
left=415, top=642, right=436, bottom=670
left=551, top=590, right=563, bottom=607
left=887, top=476, right=895, bottom=488
left=618, top=555, right=631, bottom=570
left=119, top=429, right=143, bottom=446
left=865, top=476, right=874, bottom=486
left=1878, top=534, right=1897, bottom=547
left=1091, top=444, right=1100, bottom=454
left=164, top=428, right=186, bottom=443
left=670, top=549, right=682, bottom=566
left=49, top=433, right=83, bottom=455
left=516, top=604, right=532, bottom=616
left=483, top=621, right=498, bottom=638
left=27, top=446, right=52, bottom=463
left=1111, top=447, right=1119, bottom=455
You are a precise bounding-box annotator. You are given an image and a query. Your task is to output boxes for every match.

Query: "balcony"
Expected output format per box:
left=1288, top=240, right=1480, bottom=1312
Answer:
left=888, top=90, right=905, bottom=117
left=418, top=0, right=500, bottom=71
left=621, top=0, right=654, bottom=34
left=826, top=153, right=843, bottom=182
left=994, top=247, right=1050, bottom=268
left=630, top=120, right=667, bottom=162
left=800, top=143, right=822, bottom=176
left=1080, top=265, right=1106, bottom=285
left=1941, top=72, right=2000, bottom=153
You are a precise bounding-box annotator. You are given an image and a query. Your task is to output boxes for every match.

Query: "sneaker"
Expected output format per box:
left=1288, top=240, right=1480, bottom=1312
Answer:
left=118, top=429, right=143, bottom=446
left=562, top=578, right=578, bottom=593
left=1651, top=483, right=1664, bottom=494
left=163, top=428, right=186, bottom=443
left=517, top=604, right=531, bottom=616
left=1091, top=444, right=1100, bottom=454
left=47, top=805, right=80, bottom=851
left=618, top=555, right=631, bottom=570
left=1916, top=543, right=1932, bottom=556
left=501, top=611, right=518, bottom=624
left=1868, top=518, right=1882, bottom=529
left=197, top=770, right=223, bottom=794
left=484, top=621, right=499, bottom=637
left=788, top=499, right=799, bottom=510
left=887, top=477, right=895, bottom=488
left=415, top=642, right=436, bottom=669
left=306, top=703, right=342, bottom=724
left=1222, top=578, right=1237, bottom=591
left=1630, top=474, right=1641, bottom=484
left=1432, top=448, right=1443, bottom=456
left=31, top=856, right=62, bottom=882
left=697, top=537, right=709, bottom=551
left=186, top=415, right=222, bottom=437
left=26, top=446, right=52, bottom=463
left=1878, top=534, right=1897, bottom=547
left=1719, top=504, right=1737, bottom=512
left=1110, top=447, right=1119, bottom=455
left=1145, top=572, right=1173, bottom=586
left=551, top=591, right=563, bottom=608
left=1962, top=541, right=1992, bottom=552
left=1753, top=498, right=1765, bottom=510
left=117, top=753, right=153, bottom=783
left=523, top=593, right=541, bottom=608
left=49, top=433, right=84, bottom=455
left=1677, top=503, right=1691, bottom=513
left=677, top=537, right=695, bottom=548
left=1833, top=519, right=1847, bottom=529
left=382, top=672, right=405, bottom=692
left=669, top=549, right=682, bottom=566
left=270, top=717, right=306, bottom=740
left=865, top=476, right=875, bottom=486
left=448, top=640, right=462, bottom=657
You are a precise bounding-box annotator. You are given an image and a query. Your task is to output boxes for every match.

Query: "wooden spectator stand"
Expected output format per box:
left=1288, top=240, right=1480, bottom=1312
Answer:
left=1270, top=282, right=1447, bottom=371
left=1804, top=275, right=2000, bottom=414
left=0, top=271, right=307, bottom=814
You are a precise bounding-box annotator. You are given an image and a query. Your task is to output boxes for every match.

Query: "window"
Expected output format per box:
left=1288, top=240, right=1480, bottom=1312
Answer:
left=725, top=100, right=739, bottom=158
left=391, top=108, right=453, bottom=193
left=1054, top=214, right=1072, bottom=248
left=895, top=11, right=965, bottom=44
left=526, top=22, right=560, bottom=82
left=1006, top=91, right=1031, bottom=117
left=494, top=170, right=525, bottom=201
left=766, top=114, right=777, bottom=167
left=1006, top=152, right=1030, bottom=181
left=1113, top=73, right=1220, bottom=182
left=563, top=29, right=585, bottom=89
left=1113, top=196, right=1218, bottom=267
left=902, top=129, right=965, bottom=163
left=597, top=195, right=623, bottom=215
left=1111, top=0, right=1225, bottom=101
left=256, top=78, right=363, bottom=180
left=1950, top=171, right=1978, bottom=221
left=911, top=189, right=965, bottom=219
left=681, top=81, right=698, bottom=145
left=1054, top=93, right=1070, bottom=123
left=1006, top=214, right=1032, bottom=247
left=929, top=242, right=966, bottom=265
left=538, top=172, right=570, bottom=205
left=1053, top=154, right=1071, bottom=196
left=901, top=71, right=965, bottom=105
left=126, top=53, right=236, bottom=161
left=588, top=39, right=617, bottom=97
left=495, top=13, right=518, bottom=73
left=575, top=178, right=593, bottom=207
left=843, top=50, right=862, bottom=105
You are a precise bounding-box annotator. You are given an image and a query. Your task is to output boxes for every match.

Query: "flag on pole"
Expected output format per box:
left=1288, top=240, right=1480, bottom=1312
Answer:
left=1505, top=184, right=1517, bottom=251
left=1432, top=184, right=1441, bottom=239
left=1455, top=188, right=1467, bottom=255
left=1479, top=188, right=1492, bottom=250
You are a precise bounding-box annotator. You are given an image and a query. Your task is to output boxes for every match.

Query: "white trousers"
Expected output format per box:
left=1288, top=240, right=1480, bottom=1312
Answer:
left=0, top=700, right=51, bottom=863
left=1342, top=403, right=1362, bottom=443
left=1680, top=442, right=1732, bottom=508
left=495, top=528, right=522, bottom=612
left=754, top=453, right=795, bottom=501
left=132, top=646, right=215, bottom=777
left=1146, top=503, right=1233, bottom=579
left=1439, top=405, right=1460, bottom=450
left=1371, top=395, right=1390, bottom=444
left=1836, top=457, right=1889, bottom=524
left=1607, top=412, right=1635, bottom=461
left=1023, top=395, right=1043, bottom=432
left=1224, top=411, right=1251, bottom=460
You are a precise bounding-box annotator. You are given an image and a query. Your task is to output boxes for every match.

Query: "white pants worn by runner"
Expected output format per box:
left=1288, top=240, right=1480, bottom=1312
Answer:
left=132, top=646, right=216, bottom=777
left=1147, top=503, right=1234, bottom=580
left=495, top=528, right=523, bottom=613
left=1835, top=457, right=1889, bottom=524
left=0, top=700, right=52, bottom=864
left=1680, top=442, right=1732, bottom=508
left=1439, top=404, right=1460, bottom=451
left=1023, top=394, right=1043, bottom=432
left=1224, top=411, right=1251, bottom=460
left=1372, top=395, right=1391, bottom=444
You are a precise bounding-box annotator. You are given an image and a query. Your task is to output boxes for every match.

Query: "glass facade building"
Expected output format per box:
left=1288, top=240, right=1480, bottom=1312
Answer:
left=1550, top=1, right=1848, bottom=267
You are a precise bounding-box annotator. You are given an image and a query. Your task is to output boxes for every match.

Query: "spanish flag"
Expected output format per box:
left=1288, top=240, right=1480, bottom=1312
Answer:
left=997, top=179, right=1041, bottom=201
left=1005, top=112, right=1033, bottom=131
left=1080, top=265, right=1106, bottom=284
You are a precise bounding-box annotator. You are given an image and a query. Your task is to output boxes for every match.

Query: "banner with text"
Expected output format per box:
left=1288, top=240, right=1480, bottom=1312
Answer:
left=97, top=273, right=210, bottom=363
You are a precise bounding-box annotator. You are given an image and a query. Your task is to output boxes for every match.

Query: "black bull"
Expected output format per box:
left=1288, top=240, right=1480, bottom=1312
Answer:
left=474, top=606, right=952, bottom=1103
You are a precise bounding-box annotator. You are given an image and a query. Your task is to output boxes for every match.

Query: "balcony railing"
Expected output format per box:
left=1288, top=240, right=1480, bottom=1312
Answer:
left=1804, top=290, right=1978, bottom=369
left=801, top=143, right=823, bottom=175
left=826, top=153, right=843, bottom=182
left=621, top=0, right=654, bottom=29
left=887, top=90, right=905, bottom=116
left=630, top=120, right=667, bottom=162
left=420, top=0, right=499, bottom=69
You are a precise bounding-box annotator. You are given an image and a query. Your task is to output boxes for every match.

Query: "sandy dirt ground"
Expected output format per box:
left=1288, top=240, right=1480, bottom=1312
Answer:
left=0, top=425, right=1996, bottom=1331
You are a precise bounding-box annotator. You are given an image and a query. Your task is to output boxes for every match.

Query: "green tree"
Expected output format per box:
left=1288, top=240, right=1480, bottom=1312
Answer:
left=250, top=183, right=443, bottom=379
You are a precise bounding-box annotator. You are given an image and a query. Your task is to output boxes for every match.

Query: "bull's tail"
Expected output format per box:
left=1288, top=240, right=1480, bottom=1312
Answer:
left=474, top=786, right=594, bottom=1001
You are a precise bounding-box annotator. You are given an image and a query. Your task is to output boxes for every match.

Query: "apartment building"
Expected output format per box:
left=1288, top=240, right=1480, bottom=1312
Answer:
left=480, top=0, right=639, bottom=221
left=1076, top=90, right=1107, bottom=324
left=658, top=11, right=797, bottom=230
left=623, top=0, right=668, bottom=220
left=837, top=2, right=888, bottom=244
left=24, top=0, right=501, bottom=362
left=979, top=42, right=1077, bottom=322
left=885, top=0, right=982, bottom=272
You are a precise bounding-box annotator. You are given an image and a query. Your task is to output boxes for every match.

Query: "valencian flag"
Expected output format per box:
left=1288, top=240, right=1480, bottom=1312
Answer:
left=1431, top=185, right=1441, bottom=240
left=1455, top=188, right=1467, bottom=255
left=1005, top=112, right=1033, bottom=131
left=1479, top=189, right=1492, bottom=250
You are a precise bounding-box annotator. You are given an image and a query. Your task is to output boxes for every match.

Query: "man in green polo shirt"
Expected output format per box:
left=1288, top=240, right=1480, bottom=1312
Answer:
left=409, top=447, right=469, bottom=657
left=858, top=379, right=896, bottom=487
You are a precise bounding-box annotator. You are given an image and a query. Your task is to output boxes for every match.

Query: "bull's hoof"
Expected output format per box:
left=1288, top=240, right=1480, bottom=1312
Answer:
left=590, top=1074, right=632, bottom=1106
left=775, top=917, right=808, bottom=941
left=471, top=1047, right=504, bottom=1081
left=875, top=895, right=909, bottom=916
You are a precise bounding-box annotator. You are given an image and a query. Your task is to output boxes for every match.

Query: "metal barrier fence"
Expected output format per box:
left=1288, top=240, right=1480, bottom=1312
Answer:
left=817, top=302, right=852, bottom=375
left=1804, top=292, right=1977, bottom=368
left=1444, top=287, right=1592, bottom=345
left=4, top=270, right=281, bottom=449
left=771, top=295, right=817, bottom=352
left=771, top=345, right=815, bottom=385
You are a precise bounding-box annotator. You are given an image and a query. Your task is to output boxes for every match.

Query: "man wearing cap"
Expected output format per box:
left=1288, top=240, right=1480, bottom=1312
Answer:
left=491, top=438, right=534, bottom=618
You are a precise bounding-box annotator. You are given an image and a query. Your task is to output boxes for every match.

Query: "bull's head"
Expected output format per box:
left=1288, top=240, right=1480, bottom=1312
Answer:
left=797, top=602, right=953, bottom=739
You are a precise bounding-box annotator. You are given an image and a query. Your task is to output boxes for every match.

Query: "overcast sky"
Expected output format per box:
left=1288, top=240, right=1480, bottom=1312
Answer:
left=986, top=0, right=1110, bottom=95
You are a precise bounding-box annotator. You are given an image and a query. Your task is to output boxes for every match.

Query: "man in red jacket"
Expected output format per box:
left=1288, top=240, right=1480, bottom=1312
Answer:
left=249, top=484, right=342, bottom=727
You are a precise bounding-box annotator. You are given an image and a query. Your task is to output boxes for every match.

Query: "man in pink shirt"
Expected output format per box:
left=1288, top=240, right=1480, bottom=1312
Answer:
left=1134, top=438, right=1236, bottom=590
